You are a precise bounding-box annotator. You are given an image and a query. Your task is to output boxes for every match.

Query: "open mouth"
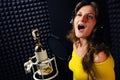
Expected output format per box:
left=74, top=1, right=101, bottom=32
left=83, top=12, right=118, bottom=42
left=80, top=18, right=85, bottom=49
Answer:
left=78, top=25, right=85, bottom=30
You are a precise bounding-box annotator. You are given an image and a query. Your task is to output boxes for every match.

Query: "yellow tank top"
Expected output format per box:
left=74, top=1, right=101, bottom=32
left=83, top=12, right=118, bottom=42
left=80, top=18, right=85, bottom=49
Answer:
left=69, top=49, right=115, bottom=80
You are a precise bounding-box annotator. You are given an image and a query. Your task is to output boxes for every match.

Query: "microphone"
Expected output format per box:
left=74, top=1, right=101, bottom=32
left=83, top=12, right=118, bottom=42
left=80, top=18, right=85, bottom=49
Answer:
left=24, top=29, right=58, bottom=80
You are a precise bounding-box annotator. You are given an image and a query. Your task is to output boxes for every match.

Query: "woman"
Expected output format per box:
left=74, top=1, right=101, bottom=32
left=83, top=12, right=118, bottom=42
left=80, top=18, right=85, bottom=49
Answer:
left=68, top=0, right=115, bottom=80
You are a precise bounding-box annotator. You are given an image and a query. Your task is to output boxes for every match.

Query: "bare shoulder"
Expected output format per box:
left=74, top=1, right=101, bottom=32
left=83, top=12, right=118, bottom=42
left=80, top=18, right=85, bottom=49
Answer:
left=94, top=51, right=109, bottom=63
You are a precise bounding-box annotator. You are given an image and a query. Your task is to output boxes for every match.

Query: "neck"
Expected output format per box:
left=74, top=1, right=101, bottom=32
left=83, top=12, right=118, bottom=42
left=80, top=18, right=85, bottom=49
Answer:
left=79, top=38, right=88, bottom=47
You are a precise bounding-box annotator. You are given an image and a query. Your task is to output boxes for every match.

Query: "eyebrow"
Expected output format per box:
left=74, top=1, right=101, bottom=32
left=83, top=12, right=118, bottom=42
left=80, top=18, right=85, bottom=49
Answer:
left=87, top=13, right=95, bottom=16
left=77, top=12, right=95, bottom=15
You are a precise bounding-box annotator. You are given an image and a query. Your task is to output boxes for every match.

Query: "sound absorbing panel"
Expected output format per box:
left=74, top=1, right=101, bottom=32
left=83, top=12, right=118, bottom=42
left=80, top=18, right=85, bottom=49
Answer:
left=0, top=0, right=52, bottom=80
left=107, top=0, right=120, bottom=80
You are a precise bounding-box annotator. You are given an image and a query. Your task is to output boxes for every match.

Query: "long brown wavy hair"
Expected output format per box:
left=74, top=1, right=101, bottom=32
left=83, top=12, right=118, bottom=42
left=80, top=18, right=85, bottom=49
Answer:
left=67, top=0, right=110, bottom=80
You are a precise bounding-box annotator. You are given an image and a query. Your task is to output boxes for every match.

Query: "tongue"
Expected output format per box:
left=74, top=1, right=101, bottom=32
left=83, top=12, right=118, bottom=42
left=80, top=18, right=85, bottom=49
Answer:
left=78, top=26, right=84, bottom=30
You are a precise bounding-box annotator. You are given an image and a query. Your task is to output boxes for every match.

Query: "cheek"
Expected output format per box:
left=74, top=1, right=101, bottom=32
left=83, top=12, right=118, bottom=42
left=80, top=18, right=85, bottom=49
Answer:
left=73, top=25, right=79, bottom=37
left=87, top=23, right=96, bottom=35
left=88, top=27, right=94, bottom=34
left=73, top=19, right=77, bottom=27
left=73, top=21, right=78, bottom=32
left=86, top=20, right=95, bottom=29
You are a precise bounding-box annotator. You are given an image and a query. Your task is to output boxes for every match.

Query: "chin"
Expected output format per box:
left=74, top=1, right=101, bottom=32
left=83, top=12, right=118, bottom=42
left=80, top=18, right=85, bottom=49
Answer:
left=76, top=34, right=83, bottom=38
left=76, top=34, right=87, bottom=39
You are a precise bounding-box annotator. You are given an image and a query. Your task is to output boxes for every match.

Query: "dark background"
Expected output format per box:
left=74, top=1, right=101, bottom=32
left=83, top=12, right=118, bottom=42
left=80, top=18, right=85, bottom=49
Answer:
left=0, top=0, right=120, bottom=80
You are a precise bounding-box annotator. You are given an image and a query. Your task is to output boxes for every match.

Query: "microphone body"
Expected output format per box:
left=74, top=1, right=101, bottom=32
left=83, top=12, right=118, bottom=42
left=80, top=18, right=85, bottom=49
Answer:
left=35, top=45, right=48, bottom=63
left=24, top=29, right=58, bottom=80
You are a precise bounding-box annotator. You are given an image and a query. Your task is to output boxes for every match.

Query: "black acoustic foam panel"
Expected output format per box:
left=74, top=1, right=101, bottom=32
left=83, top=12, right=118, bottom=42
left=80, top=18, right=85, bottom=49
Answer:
left=107, top=0, right=120, bottom=80
left=0, top=0, right=51, bottom=80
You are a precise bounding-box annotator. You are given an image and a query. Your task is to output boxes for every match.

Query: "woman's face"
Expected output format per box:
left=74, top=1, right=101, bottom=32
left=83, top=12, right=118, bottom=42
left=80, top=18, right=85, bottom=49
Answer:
left=74, top=5, right=96, bottom=39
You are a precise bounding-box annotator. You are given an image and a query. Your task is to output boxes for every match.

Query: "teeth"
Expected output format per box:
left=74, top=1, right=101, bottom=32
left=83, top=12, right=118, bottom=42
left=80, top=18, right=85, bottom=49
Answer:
left=78, top=25, right=85, bottom=30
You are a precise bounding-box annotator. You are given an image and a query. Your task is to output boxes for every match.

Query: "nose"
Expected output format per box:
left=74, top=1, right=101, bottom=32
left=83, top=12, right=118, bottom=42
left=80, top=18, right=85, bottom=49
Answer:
left=80, top=15, right=87, bottom=22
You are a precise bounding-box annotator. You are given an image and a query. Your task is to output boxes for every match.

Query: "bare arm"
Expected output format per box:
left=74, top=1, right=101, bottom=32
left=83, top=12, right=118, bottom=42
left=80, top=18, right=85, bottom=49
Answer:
left=94, top=51, right=108, bottom=63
